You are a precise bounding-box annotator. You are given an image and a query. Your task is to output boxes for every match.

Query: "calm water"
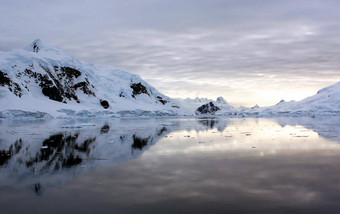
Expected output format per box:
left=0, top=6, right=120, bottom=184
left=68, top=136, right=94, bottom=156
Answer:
left=0, top=117, right=340, bottom=214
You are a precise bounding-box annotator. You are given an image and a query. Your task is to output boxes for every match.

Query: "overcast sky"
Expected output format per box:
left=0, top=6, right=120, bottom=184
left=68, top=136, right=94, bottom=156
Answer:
left=1, top=0, right=340, bottom=106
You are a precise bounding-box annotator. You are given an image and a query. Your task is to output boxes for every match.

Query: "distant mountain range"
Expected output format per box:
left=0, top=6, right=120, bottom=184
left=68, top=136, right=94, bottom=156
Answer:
left=195, top=82, right=340, bottom=117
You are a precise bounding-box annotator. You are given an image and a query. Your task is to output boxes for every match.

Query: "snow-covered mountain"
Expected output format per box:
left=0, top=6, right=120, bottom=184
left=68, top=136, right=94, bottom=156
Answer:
left=254, top=81, right=340, bottom=116
left=195, top=96, right=237, bottom=115
left=180, top=96, right=237, bottom=114
left=0, top=39, right=189, bottom=119
left=195, top=82, right=340, bottom=117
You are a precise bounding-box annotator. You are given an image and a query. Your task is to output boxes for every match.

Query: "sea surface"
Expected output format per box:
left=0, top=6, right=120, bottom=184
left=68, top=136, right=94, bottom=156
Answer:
left=0, top=117, right=340, bottom=214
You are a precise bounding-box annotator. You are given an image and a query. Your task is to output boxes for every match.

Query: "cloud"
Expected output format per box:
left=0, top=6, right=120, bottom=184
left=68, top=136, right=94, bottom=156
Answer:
left=1, top=0, right=340, bottom=106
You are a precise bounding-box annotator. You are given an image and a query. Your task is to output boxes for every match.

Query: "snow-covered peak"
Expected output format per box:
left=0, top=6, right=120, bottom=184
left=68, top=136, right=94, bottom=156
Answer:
left=276, top=99, right=286, bottom=105
left=216, top=96, right=228, bottom=105
left=24, top=39, right=64, bottom=54
left=251, top=104, right=259, bottom=109
left=188, top=97, right=210, bottom=103
left=195, top=97, right=236, bottom=116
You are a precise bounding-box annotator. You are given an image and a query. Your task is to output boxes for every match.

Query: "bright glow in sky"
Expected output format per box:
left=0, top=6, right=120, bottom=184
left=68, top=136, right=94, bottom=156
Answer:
left=1, top=0, right=340, bottom=107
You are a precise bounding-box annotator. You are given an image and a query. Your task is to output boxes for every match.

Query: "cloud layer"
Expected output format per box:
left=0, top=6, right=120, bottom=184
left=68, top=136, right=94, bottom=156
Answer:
left=1, top=0, right=340, bottom=106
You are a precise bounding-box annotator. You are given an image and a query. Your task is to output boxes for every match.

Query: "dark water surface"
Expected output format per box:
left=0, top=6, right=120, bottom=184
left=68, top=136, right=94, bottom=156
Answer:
left=1, top=117, right=340, bottom=214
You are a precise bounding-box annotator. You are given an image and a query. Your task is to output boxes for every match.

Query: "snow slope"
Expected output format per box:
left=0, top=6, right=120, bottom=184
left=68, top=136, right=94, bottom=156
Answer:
left=0, top=39, right=189, bottom=119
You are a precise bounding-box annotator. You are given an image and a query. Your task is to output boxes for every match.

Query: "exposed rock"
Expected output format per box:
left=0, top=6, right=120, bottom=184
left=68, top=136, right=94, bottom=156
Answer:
left=100, top=99, right=109, bottom=109
left=42, top=86, right=63, bottom=102
left=60, top=67, right=81, bottom=78
left=0, top=70, right=11, bottom=86
left=157, top=96, right=168, bottom=105
left=0, top=70, right=23, bottom=97
left=29, top=39, right=44, bottom=53
left=33, top=43, right=40, bottom=53
left=7, top=65, right=96, bottom=103
left=276, top=100, right=286, bottom=105
left=195, top=102, right=220, bottom=115
left=73, top=81, right=95, bottom=96
left=130, top=82, right=150, bottom=98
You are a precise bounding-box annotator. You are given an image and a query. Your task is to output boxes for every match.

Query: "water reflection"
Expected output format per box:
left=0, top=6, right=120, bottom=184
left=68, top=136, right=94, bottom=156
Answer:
left=0, top=117, right=340, bottom=213
left=0, top=138, right=22, bottom=166
left=0, top=120, right=175, bottom=194
left=198, top=119, right=228, bottom=132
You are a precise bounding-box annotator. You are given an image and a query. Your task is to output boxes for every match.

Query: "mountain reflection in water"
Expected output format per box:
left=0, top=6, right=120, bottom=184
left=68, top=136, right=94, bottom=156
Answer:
left=0, top=117, right=340, bottom=214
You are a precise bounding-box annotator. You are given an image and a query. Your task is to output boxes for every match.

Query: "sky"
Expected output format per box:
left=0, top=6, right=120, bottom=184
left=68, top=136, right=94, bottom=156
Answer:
left=1, top=0, right=340, bottom=107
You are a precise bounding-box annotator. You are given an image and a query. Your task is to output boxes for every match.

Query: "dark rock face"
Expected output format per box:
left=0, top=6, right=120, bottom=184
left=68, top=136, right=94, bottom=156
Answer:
left=42, top=86, right=63, bottom=102
left=0, top=70, right=23, bottom=97
left=276, top=100, right=286, bottom=105
left=195, top=102, right=220, bottom=115
left=100, top=99, right=109, bottom=109
left=156, top=96, right=168, bottom=105
left=52, top=66, right=96, bottom=102
left=130, top=82, right=150, bottom=98
left=1, top=65, right=96, bottom=103
left=60, top=67, right=81, bottom=78
left=36, top=69, right=67, bottom=102
left=33, top=43, right=39, bottom=53
left=0, top=70, right=11, bottom=86
left=73, top=80, right=95, bottom=96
